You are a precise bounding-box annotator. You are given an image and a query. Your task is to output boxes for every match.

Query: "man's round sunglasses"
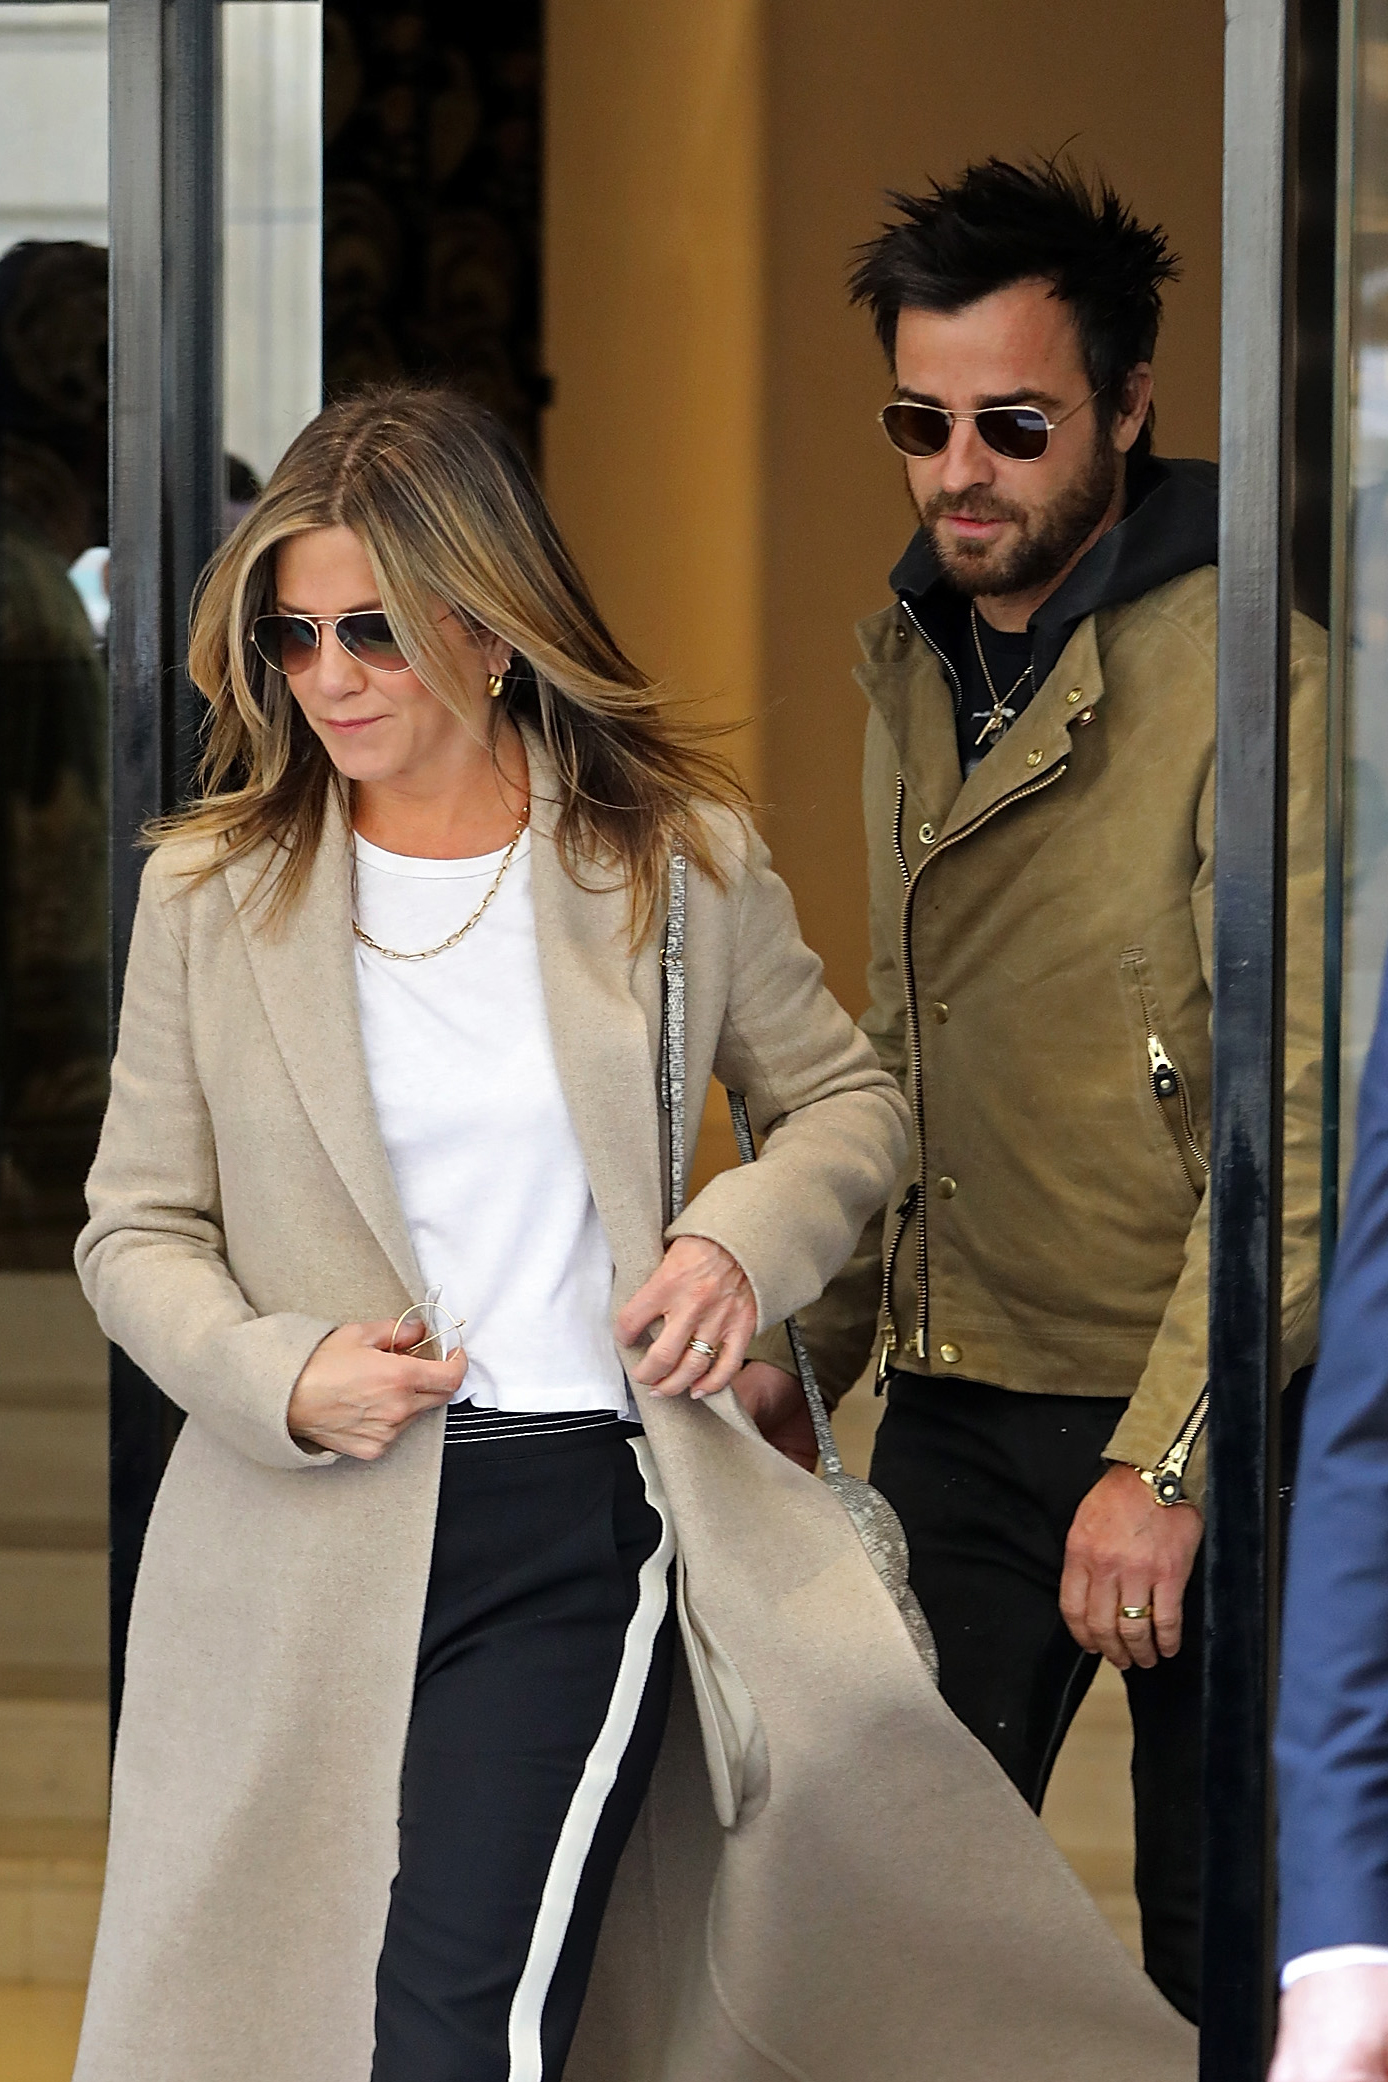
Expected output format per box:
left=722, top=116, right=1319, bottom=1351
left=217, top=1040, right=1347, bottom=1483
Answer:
left=251, top=610, right=412, bottom=676
left=878, top=385, right=1103, bottom=463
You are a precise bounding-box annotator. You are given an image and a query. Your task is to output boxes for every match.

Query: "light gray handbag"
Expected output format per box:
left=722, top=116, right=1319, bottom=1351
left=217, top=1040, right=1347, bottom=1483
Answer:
left=662, top=854, right=939, bottom=1681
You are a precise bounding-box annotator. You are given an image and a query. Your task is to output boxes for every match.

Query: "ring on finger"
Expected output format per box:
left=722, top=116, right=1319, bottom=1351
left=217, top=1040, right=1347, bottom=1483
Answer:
left=687, top=1337, right=721, bottom=1362
left=1120, top=1602, right=1154, bottom=1621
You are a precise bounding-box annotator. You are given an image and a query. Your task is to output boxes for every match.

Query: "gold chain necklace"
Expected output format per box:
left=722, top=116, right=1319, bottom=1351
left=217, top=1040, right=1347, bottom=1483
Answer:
left=352, top=805, right=531, bottom=962
left=970, top=602, right=1033, bottom=747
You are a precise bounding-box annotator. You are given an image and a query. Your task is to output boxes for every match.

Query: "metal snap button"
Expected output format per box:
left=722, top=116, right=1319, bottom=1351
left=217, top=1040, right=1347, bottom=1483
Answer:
left=896, top=623, right=910, bottom=643
left=937, top=1176, right=957, bottom=1199
left=1025, top=749, right=1043, bottom=767
left=918, top=822, right=936, bottom=844
left=1066, top=688, right=1083, bottom=705
left=929, top=1000, right=949, bottom=1023
left=1076, top=707, right=1095, bottom=725
left=939, top=1342, right=962, bottom=1365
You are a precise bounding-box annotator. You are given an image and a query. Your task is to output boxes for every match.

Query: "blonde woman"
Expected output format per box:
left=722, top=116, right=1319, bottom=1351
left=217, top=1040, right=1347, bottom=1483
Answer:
left=74, top=389, right=1197, bottom=2082
left=73, top=385, right=903, bottom=2080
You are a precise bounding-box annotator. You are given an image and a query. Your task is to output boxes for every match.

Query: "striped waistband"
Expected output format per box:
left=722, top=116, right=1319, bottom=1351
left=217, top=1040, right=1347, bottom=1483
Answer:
left=443, top=1405, right=640, bottom=1448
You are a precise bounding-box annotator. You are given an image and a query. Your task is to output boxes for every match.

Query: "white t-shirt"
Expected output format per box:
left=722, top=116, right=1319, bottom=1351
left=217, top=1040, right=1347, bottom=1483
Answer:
left=352, top=829, right=630, bottom=1414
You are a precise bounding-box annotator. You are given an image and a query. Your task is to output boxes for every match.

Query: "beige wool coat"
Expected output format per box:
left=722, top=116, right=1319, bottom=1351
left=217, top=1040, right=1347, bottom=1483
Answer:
left=74, top=744, right=1196, bottom=2081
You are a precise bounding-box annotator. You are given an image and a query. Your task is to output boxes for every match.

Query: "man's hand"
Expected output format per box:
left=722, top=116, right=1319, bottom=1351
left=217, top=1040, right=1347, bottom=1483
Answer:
left=1270, top=1966, right=1388, bottom=2081
left=732, top=1361, right=818, bottom=1471
left=1059, top=1461, right=1203, bottom=1670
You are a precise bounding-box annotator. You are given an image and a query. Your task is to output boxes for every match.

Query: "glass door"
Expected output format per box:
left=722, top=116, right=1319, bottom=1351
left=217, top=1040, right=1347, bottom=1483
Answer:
left=0, top=4, right=110, bottom=1275
left=1332, top=1, right=1388, bottom=1182
left=0, top=3, right=321, bottom=2055
left=223, top=1, right=323, bottom=500
left=0, top=0, right=112, bottom=2033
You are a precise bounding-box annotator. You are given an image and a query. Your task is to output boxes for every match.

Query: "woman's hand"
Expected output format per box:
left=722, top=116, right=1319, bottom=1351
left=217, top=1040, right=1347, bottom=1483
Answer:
left=615, top=1237, right=756, bottom=1401
left=287, top=1320, right=466, bottom=1461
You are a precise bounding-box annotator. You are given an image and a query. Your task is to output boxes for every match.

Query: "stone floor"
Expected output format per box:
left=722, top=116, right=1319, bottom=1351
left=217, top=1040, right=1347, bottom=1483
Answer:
left=0, top=1984, right=83, bottom=2080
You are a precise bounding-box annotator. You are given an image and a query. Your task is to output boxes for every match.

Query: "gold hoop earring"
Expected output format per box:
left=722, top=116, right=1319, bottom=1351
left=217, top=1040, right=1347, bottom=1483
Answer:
left=486, top=672, right=505, bottom=698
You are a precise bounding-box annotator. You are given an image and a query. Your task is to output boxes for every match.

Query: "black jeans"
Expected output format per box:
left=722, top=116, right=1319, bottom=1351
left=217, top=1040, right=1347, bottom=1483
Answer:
left=372, top=1416, right=677, bottom=2082
left=870, top=1372, right=1203, bottom=2022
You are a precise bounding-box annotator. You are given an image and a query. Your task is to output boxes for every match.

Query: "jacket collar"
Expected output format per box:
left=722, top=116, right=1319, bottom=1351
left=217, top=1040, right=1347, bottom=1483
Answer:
left=855, top=604, right=1107, bottom=840
left=222, top=730, right=666, bottom=1302
left=858, top=453, right=1220, bottom=842
left=941, top=615, right=1104, bottom=840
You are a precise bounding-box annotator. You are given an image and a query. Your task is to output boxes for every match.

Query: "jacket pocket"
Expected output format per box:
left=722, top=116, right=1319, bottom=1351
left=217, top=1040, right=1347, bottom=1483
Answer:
left=1121, top=947, right=1209, bottom=1198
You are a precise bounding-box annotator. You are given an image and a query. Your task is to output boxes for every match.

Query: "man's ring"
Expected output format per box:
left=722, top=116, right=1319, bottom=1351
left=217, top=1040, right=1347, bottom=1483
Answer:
left=1120, top=1603, right=1154, bottom=1621
left=687, top=1338, right=720, bottom=1361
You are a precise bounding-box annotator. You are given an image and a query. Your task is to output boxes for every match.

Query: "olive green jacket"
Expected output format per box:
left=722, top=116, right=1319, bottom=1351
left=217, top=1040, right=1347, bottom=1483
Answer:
left=755, top=564, right=1325, bottom=1498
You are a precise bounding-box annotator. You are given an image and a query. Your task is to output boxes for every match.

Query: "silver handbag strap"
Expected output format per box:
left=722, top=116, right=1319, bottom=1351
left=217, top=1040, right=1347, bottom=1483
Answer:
left=662, top=854, right=689, bottom=1221
left=724, top=1091, right=842, bottom=1473
left=660, top=854, right=840, bottom=1473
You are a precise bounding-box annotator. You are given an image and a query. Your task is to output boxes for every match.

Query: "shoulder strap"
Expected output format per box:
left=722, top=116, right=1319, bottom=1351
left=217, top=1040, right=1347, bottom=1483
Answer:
left=661, top=854, right=689, bottom=1221
left=659, top=855, right=839, bottom=1473
left=724, top=1092, right=842, bottom=1474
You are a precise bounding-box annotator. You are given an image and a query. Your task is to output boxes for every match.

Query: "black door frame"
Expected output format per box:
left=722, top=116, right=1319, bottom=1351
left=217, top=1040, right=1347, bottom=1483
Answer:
left=1202, top=0, right=1336, bottom=2075
left=107, top=0, right=222, bottom=1732
left=1199, top=0, right=1295, bottom=2063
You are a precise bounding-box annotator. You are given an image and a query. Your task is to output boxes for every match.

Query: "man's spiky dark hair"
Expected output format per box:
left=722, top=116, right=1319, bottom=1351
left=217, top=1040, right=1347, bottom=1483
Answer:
left=850, top=158, right=1179, bottom=456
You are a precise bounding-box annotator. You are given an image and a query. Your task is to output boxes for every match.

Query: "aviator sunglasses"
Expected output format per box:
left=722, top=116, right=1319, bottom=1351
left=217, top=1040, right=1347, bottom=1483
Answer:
left=251, top=609, right=413, bottom=675
left=878, top=385, right=1103, bottom=463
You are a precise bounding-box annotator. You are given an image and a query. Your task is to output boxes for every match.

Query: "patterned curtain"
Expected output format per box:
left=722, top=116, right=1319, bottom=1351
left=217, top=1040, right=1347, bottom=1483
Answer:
left=322, top=3, right=544, bottom=457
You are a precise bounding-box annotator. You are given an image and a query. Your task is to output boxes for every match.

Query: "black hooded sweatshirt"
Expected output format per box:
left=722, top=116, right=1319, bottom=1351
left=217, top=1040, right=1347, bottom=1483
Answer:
left=888, top=456, right=1219, bottom=776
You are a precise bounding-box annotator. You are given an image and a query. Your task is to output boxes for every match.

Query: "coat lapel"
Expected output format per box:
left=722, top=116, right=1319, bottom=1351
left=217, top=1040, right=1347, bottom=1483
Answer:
left=940, top=613, right=1108, bottom=836
left=859, top=603, right=1112, bottom=847
left=523, top=735, right=666, bottom=1289
left=854, top=605, right=963, bottom=840
left=223, top=803, right=421, bottom=1299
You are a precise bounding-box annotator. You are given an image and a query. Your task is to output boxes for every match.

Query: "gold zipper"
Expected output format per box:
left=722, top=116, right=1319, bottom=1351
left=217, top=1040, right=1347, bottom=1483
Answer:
left=929, top=767, right=1070, bottom=851
left=890, top=761, right=1069, bottom=1362
left=1144, top=1028, right=1209, bottom=1191
left=874, top=1182, right=919, bottom=1388
left=1141, top=1388, right=1210, bottom=1505
left=892, top=779, right=929, bottom=1357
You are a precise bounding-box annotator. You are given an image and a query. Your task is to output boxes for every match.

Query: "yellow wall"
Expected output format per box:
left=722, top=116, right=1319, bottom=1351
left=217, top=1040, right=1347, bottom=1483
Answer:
left=545, top=0, right=1225, bottom=1014
left=543, top=0, right=767, bottom=802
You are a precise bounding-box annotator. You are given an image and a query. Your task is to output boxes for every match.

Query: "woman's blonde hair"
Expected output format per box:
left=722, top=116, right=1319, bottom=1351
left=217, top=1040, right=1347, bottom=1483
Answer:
left=164, top=385, right=746, bottom=940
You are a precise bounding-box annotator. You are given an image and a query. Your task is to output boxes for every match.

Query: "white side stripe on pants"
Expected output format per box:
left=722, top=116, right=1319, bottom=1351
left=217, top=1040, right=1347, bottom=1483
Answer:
left=505, top=1436, right=676, bottom=2082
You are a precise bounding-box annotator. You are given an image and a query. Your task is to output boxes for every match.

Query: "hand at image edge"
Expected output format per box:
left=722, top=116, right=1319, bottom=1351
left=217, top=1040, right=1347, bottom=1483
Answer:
left=1270, top=1965, right=1388, bottom=2082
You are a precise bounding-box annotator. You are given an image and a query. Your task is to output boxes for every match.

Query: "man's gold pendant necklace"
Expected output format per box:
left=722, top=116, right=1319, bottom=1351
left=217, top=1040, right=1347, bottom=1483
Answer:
left=971, top=602, right=1033, bottom=747
left=352, top=804, right=530, bottom=962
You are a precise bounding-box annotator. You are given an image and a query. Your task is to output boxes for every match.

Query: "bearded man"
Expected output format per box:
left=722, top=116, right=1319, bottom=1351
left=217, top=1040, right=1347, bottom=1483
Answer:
left=737, top=160, right=1325, bottom=2024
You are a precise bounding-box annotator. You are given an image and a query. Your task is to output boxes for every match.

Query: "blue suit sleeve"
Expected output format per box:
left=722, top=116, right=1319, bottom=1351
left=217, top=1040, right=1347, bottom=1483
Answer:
left=1277, top=952, right=1388, bottom=1963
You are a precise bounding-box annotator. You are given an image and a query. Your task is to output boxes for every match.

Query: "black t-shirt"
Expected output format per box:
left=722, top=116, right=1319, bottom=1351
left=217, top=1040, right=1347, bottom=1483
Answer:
left=954, top=611, right=1035, bottom=777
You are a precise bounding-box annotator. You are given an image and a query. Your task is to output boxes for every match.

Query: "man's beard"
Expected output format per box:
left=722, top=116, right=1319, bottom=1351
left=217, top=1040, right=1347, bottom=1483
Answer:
left=915, top=434, right=1119, bottom=600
